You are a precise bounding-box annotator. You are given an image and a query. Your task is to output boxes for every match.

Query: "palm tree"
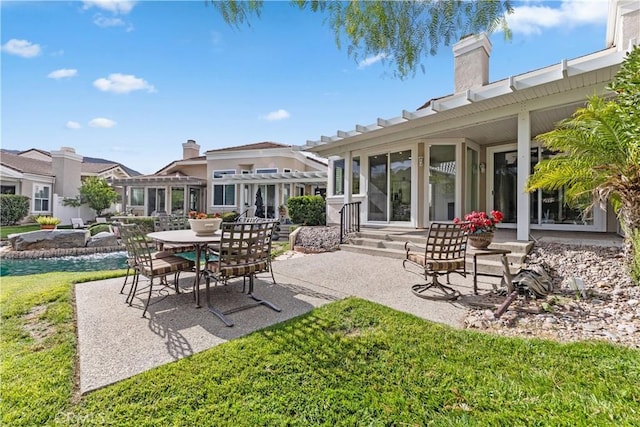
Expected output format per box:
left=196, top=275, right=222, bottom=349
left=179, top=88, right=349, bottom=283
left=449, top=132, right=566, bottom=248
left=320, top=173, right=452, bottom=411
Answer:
left=527, top=46, right=640, bottom=232
left=527, top=46, right=640, bottom=280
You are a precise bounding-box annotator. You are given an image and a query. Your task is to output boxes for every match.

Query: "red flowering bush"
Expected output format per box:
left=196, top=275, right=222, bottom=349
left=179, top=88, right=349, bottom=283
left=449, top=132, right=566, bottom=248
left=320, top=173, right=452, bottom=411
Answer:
left=453, top=210, right=504, bottom=234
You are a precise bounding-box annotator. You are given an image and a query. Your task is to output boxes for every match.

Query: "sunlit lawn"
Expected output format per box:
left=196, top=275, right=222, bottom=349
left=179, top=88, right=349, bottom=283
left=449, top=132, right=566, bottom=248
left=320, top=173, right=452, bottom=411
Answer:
left=1, top=271, right=639, bottom=426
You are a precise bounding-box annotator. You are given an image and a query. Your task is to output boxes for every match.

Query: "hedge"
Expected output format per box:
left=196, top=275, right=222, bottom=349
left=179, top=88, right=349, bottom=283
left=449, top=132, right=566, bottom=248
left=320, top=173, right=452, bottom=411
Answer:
left=286, top=196, right=326, bottom=226
left=0, top=195, right=30, bottom=226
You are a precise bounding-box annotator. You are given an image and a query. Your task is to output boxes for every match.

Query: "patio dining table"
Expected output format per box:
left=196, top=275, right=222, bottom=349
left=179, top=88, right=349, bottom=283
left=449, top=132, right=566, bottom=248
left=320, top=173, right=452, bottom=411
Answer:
left=147, top=229, right=221, bottom=308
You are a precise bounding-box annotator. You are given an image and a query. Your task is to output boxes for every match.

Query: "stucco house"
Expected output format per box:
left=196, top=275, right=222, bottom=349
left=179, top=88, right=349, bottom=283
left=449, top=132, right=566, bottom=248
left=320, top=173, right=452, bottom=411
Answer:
left=303, top=0, right=639, bottom=241
left=0, top=147, right=140, bottom=224
left=110, top=140, right=328, bottom=219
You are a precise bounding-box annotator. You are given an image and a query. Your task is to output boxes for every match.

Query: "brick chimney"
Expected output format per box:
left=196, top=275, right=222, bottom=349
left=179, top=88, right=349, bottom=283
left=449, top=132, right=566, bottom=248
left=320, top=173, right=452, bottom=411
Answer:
left=182, top=139, right=200, bottom=160
left=51, top=147, right=83, bottom=197
left=453, top=33, right=492, bottom=93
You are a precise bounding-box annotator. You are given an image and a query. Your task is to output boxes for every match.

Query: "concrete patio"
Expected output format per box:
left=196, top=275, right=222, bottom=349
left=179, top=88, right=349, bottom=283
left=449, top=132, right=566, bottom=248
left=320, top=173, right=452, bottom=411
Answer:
left=76, top=250, right=491, bottom=394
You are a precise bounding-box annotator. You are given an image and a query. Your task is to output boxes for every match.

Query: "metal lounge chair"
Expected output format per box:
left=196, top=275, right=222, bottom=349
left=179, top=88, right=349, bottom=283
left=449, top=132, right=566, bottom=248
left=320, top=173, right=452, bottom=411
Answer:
left=71, top=218, right=87, bottom=229
left=403, top=222, right=469, bottom=301
left=203, top=221, right=281, bottom=326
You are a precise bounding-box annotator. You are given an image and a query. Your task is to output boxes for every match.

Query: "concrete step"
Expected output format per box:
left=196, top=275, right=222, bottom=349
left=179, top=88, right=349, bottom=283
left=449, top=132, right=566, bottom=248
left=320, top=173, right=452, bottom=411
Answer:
left=342, top=230, right=533, bottom=276
left=340, top=243, right=522, bottom=276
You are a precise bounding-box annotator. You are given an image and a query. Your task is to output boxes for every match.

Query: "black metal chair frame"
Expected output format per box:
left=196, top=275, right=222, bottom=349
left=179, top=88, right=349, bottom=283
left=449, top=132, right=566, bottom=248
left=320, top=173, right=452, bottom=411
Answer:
left=120, top=224, right=195, bottom=317
left=403, top=222, right=469, bottom=301
left=204, top=221, right=281, bottom=326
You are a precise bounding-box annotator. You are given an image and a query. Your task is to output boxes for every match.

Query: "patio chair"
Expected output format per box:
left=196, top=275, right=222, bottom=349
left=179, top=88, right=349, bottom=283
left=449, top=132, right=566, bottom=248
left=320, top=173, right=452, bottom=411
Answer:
left=203, top=221, right=281, bottom=326
left=403, top=222, right=469, bottom=301
left=71, top=218, right=87, bottom=229
left=229, top=217, right=279, bottom=284
left=153, top=215, right=195, bottom=254
left=120, top=224, right=195, bottom=317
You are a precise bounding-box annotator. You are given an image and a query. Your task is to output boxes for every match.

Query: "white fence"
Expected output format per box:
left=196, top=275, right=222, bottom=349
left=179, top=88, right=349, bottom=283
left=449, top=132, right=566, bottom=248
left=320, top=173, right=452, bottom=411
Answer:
left=52, top=194, right=120, bottom=226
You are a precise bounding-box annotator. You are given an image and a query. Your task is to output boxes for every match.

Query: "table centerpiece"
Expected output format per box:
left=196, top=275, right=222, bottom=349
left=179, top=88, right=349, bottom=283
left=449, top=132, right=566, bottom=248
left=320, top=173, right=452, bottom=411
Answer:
left=188, top=211, right=222, bottom=236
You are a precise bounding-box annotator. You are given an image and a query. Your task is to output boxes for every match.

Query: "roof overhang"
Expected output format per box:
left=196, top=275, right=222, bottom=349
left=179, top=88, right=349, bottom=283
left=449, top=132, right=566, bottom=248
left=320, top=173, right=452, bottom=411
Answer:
left=302, top=47, right=627, bottom=156
left=216, top=171, right=328, bottom=185
left=109, top=175, right=207, bottom=186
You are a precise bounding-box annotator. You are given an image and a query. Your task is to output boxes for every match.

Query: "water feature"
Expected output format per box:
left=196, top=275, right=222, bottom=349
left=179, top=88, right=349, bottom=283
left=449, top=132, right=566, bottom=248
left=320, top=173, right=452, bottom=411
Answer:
left=0, top=251, right=201, bottom=277
left=0, top=251, right=129, bottom=277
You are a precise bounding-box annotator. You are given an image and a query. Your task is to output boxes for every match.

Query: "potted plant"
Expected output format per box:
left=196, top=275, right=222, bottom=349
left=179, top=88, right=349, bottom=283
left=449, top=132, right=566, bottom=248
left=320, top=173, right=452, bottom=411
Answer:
left=36, top=216, right=61, bottom=230
left=188, top=211, right=222, bottom=236
left=453, top=210, right=504, bottom=248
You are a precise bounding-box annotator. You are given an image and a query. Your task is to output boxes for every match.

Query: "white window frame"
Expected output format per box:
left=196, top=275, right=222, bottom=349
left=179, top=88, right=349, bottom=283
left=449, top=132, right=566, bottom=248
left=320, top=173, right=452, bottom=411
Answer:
left=130, top=187, right=145, bottom=206
left=212, top=169, right=236, bottom=207
left=32, top=184, right=51, bottom=213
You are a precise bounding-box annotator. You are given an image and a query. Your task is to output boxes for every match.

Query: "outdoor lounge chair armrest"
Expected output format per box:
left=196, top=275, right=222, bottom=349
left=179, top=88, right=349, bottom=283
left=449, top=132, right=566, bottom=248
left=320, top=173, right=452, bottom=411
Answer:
left=404, top=241, right=424, bottom=256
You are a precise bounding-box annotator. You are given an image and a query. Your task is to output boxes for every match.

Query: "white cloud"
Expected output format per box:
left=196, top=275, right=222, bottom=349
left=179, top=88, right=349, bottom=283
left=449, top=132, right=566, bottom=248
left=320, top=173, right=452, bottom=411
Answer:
left=506, top=0, right=608, bottom=36
left=93, top=73, right=156, bottom=94
left=358, top=53, right=388, bottom=69
left=82, top=0, right=136, bottom=15
left=93, top=14, right=125, bottom=28
left=259, top=109, right=291, bottom=121
left=66, top=121, right=81, bottom=129
left=1, top=39, right=41, bottom=58
left=48, top=68, right=78, bottom=79
left=89, top=117, right=117, bottom=128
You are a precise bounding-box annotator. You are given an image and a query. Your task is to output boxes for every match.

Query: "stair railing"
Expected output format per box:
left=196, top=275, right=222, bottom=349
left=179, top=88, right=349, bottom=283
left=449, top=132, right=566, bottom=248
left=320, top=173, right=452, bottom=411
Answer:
left=339, top=201, right=361, bottom=244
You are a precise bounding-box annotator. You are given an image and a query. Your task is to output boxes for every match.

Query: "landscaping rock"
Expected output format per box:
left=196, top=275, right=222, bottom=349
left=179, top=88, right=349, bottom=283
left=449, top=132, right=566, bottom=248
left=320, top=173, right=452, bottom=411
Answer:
left=86, top=232, right=118, bottom=248
left=465, top=241, right=640, bottom=349
left=8, top=229, right=88, bottom=251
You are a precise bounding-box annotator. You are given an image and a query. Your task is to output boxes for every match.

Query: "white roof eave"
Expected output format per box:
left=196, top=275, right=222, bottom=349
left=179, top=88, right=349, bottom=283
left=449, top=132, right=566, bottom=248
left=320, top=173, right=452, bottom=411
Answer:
left=301, top=47, right=625, bottom=156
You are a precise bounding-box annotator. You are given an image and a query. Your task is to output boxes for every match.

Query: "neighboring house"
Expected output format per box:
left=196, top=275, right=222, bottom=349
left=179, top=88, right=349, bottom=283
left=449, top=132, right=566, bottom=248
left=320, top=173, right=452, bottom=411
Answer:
left=0, top=146, right=140, bottom=224
left=110, top=140, right=328, bottom=218
left=303, top=0, right=639, bottom=241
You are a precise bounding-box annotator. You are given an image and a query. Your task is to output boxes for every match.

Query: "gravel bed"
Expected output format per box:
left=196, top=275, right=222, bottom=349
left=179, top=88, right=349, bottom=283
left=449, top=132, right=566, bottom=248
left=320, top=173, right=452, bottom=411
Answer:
left=294, top=227, right=639, bottom=349
left=465, top=241, right=640, bottom=348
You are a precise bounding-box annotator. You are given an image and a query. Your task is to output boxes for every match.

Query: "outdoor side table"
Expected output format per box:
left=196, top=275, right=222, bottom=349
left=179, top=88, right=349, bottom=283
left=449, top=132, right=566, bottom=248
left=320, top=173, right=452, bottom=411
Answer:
left=467, top=247, right=515, bottom=295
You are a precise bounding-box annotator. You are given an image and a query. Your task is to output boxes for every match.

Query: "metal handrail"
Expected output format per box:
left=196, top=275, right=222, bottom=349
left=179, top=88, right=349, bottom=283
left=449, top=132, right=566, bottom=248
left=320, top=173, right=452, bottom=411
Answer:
left=339, top=201, right=361, bottom=244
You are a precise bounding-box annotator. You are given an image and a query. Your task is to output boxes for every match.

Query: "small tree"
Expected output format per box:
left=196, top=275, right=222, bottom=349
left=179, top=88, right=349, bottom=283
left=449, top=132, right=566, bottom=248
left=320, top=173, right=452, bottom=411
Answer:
left=79, top=177, right=118, bottom=217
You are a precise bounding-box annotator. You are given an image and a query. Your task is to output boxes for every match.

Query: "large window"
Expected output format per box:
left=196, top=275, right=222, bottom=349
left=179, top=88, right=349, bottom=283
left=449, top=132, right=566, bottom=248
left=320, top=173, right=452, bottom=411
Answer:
left=171, top=187, right=185, bottom=214
left=1, top=185, right=16, bottom=194
left=429, top=145, right=456, bottom=221
left=256, top=168, right=277, bottom=174
left=33, top=184, right=50, bottom=212
left=213, top=170, right=236, bottom=206
left=130, top=188, right=144, bottom=206
left=333, top=157, right=360, bottom=196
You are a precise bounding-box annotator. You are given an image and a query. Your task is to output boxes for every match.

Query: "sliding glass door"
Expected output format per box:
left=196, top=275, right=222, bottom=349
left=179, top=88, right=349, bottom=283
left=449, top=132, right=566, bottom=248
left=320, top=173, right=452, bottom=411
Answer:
left=367, top=150, right=412, bottom=223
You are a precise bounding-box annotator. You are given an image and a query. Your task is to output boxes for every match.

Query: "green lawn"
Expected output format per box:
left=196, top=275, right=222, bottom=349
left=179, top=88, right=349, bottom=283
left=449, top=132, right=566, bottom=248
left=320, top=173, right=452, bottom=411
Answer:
left=1, top=272, right=639, bottom=426
left=0, top=224, right=40, bottom=239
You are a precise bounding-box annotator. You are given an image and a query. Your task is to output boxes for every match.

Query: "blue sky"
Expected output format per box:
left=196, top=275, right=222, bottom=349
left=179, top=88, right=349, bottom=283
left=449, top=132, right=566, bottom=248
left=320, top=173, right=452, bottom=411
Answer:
left=2, top=0, right=610, bottom=175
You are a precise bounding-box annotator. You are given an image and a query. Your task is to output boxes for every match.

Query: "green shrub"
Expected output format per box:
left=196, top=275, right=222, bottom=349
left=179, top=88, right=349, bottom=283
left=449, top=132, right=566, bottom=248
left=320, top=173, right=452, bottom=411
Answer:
left=221, top=211, right=239, bottom=222
left=0, top=195, right=29, bottom=226
left=88, top=223, right=112, bottom=236
left=287, top=196, right=326, bottom=226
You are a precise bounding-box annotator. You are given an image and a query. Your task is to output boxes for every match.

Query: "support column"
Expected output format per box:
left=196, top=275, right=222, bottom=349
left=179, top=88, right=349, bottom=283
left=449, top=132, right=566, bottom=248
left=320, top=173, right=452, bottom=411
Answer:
left=516, top=108, right=531, bottom=241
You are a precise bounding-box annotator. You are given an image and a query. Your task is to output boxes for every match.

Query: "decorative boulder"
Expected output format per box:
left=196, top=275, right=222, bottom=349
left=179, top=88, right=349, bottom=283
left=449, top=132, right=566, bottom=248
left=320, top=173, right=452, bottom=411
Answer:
left=8, top=230, right=88, bottom=251
left=86, top=232, right=119, bottom=248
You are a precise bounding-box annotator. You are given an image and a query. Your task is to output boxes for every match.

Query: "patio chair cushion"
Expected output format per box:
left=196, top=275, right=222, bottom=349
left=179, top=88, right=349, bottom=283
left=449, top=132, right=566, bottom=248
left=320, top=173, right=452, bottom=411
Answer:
left=406, top=253, right=466, bottom=272
left=207, top=259, right=269, bottom=278
left=138, top=254, right=194, bottom=277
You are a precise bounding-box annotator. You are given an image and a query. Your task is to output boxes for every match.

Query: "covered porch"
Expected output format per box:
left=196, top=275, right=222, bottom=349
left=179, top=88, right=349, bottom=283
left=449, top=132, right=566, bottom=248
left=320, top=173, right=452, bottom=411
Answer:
left=304, top=34, right=629, bottom=241
left=109, top=175, right=207, bottom=217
